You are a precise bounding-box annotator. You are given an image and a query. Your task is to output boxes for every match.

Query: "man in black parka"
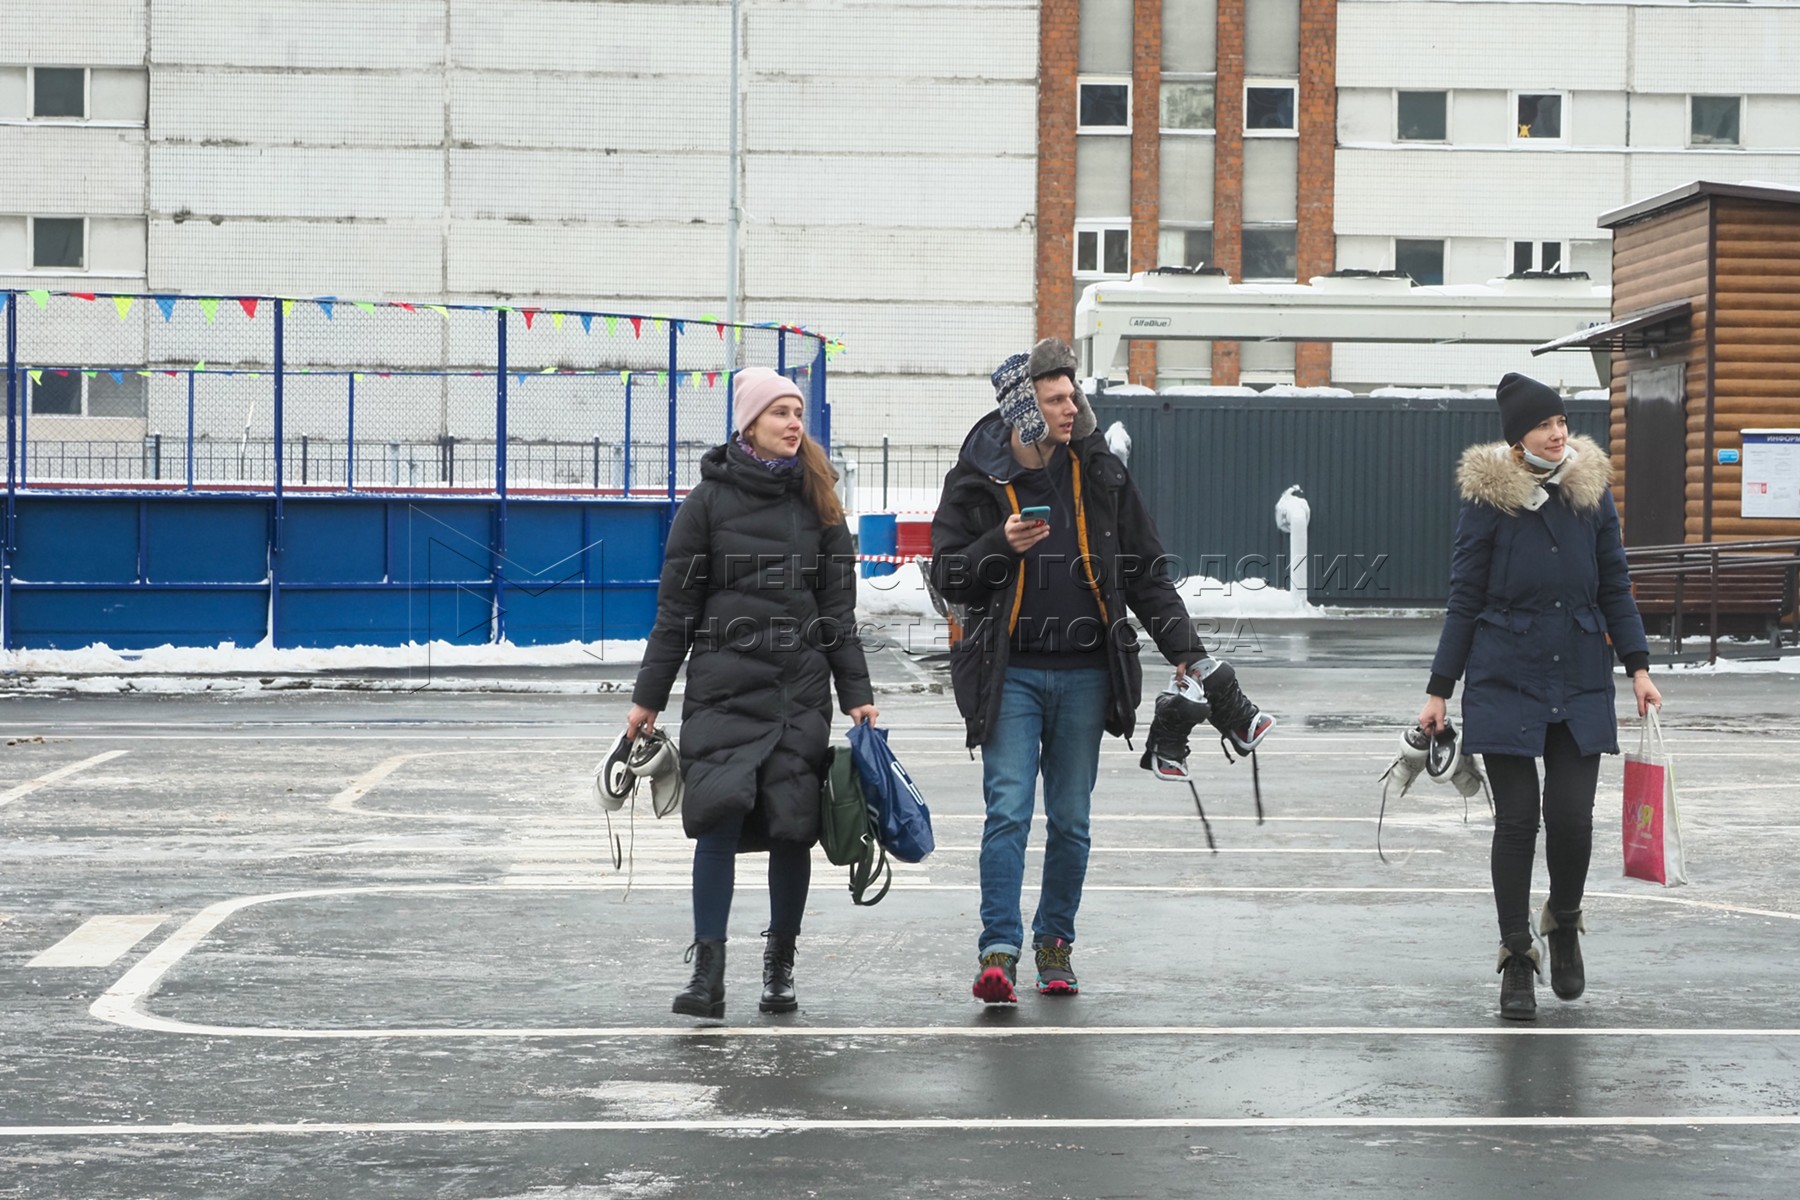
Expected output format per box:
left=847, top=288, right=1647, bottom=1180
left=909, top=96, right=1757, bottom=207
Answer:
left=931, top=338, right=1274, bottom=1004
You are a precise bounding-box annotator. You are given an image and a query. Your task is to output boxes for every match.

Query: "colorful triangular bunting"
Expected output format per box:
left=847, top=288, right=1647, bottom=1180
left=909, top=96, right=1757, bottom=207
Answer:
left=198, top=297, right=220, bottom=323
left=114, top=296, right=135, bottom=320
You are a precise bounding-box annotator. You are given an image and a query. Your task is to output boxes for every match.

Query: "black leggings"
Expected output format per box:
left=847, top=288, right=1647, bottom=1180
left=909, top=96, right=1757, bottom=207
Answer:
left=1483, top=721, right=1601, bottom=943
left=691, top=812, right=812, bottom=943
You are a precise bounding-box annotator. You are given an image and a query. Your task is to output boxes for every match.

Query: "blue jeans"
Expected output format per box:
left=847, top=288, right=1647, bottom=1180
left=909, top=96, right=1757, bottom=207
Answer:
left=977, top=666, right=1109, bottom=959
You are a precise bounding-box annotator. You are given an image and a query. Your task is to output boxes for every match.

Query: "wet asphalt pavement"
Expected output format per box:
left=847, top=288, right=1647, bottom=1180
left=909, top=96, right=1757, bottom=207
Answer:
left=3, top=617, right=1800, bottom=1199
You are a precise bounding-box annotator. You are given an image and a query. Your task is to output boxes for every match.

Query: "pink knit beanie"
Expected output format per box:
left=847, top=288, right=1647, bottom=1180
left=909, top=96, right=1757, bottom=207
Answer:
left=732, top=367, right=805, bottom=436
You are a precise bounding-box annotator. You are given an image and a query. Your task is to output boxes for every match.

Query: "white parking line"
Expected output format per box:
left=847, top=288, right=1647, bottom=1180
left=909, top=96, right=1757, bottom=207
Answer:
left=90, top=882, right=1800, bottom=1041
left=0, top=750, right=129, bottom=809
left=7, top=1114, right=1800, bottom=1137
left=28, top=914, right=167, bottom=968
left=329, top=752, right=500, bottom=822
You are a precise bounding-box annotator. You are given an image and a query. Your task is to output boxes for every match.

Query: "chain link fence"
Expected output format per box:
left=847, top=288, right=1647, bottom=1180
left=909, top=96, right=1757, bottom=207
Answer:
left=3, top=289, right=832, bottom=495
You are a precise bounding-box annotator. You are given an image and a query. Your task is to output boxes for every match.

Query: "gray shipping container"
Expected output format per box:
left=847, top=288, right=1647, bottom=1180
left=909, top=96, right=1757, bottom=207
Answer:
left=1088, top=393, right=1611, bottom=606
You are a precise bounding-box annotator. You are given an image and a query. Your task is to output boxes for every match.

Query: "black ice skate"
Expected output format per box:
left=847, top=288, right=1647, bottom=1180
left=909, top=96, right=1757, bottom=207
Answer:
left=1139, top=674, right=1210, bottom=783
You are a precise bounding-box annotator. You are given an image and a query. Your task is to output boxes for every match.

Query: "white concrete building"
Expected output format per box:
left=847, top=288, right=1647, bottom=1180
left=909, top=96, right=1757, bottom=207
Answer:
left=1332, top=0, right=1800, bottom=390
left=0, top=0, right=1039, bottom=452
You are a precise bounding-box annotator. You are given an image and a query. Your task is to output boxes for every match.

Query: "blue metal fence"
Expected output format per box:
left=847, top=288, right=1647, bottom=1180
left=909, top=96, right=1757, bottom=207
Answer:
left=1, top=289, right=833, bottom=650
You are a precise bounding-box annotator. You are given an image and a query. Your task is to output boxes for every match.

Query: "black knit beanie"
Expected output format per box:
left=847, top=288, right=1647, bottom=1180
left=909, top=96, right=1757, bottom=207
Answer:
left=1495, top=373, right=1567, bottom=446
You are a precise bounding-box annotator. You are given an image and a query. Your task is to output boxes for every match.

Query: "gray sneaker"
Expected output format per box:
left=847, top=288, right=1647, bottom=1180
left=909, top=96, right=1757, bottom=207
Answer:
left=1034, top=938, right=1079, bottom=996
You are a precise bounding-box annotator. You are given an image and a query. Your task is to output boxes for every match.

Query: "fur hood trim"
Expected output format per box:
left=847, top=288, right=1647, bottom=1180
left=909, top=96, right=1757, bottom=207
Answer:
left=1457, top=434, right=1611, bottom=515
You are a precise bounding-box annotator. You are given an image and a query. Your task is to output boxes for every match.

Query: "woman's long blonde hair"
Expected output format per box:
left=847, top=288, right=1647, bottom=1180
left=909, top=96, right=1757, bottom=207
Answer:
left=796, top=435, right=844, bottom=527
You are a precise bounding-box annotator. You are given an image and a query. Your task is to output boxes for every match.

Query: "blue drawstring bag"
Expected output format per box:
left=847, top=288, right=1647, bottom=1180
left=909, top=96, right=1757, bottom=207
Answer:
left=848, top=723, right=935, bottom=864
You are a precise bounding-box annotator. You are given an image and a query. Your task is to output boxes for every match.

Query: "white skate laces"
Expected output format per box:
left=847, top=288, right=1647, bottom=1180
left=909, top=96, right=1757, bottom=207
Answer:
left=1377, top=719, right=1492, bottom=862
left=592, top=728, right=685, bottom=891
left=627, top=729, right=684, bottom=819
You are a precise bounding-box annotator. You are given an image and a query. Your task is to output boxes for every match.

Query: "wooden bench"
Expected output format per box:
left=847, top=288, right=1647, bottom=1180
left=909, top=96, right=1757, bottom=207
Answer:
left=1628, top=554, right=1800, bottom=651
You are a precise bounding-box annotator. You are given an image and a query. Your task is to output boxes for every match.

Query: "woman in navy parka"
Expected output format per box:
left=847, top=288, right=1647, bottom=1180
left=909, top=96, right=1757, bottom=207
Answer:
left=1419, top=374, right=1662, bottom=1021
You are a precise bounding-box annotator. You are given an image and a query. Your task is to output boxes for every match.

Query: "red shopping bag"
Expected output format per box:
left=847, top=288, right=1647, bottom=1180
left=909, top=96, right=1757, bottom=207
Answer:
left=1622, top=708, right=1687, bottom=886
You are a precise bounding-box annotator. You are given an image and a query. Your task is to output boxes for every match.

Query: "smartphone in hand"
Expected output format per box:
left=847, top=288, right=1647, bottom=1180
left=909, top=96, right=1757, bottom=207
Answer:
left=1019, top=505, right=1052, bottom=525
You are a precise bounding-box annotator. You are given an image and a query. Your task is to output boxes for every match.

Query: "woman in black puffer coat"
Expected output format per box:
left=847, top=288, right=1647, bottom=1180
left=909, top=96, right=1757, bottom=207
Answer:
left=626, top=367, right=877, bottom=1022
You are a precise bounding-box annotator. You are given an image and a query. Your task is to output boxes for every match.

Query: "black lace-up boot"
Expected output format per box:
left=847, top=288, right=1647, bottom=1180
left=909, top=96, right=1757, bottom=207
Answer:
left=1496, top=933, right=1541, bottom=1021
left=760, top=932, right=798, bottom=1014
left=1540, top=906, right=1586, bottom=1001
left=672, top=938, right=726, bottom=1020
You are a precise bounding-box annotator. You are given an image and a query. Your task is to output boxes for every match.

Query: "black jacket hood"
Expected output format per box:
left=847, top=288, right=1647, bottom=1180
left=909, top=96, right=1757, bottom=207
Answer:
left=700, top=441, right=804, bottom=498
left=957, top=411, right=1046, bottom=484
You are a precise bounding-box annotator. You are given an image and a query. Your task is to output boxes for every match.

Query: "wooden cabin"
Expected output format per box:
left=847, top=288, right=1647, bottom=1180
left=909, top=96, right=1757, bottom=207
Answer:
left=1561, top=181, right=1800, bottom=547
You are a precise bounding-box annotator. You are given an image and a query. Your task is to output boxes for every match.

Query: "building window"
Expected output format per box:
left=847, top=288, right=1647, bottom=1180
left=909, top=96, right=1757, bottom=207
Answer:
left=1514, top=93, right=1564, bottom=141
left=31, top=217, right=85, bottom=270
left=1243, top=227, right=1298, bottom=281
left=1161, top=80, right=1216, bottom=132
left=1511, top=241, right=1565, bottom=274
left=1395, top=238, right=1445, bottom=286
left=1078, top=78, right=1131, bottom=133
left=29, top=373, right=82, bottom=416
left=1075, top=225, right=1131, bottom=277
left=1158, top=227, right=1215, bottom=268
left=1245, top=82, right=1298, bottom=135
left=1690, top=96, right=1742, bottom=146
left=31, top=67, right=87, bottom=119
left=29, top=371, right=147, bottom=419
left=1397, top=91, right=1448, bottom=142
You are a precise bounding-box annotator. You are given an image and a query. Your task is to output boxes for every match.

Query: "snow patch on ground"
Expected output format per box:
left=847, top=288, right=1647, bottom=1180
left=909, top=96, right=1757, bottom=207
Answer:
left=1666, top=654, right=1800, bottom=674
left=851, top=560, right=1433, bottom=622
left=855, top=561, right=942, bottom=620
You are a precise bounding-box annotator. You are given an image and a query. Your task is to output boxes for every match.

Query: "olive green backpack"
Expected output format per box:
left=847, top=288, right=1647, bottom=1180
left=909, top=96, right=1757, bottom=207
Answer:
left=820, top=745, right=891, bottom=906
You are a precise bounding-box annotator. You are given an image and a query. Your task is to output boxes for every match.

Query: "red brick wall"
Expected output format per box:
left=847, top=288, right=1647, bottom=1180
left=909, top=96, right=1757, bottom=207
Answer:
left=1211, top=0, right=1245, bottom=386
left=1127, top=0, right=1163, bottom=386
left=1036, top=0, right=1080, bottom=343
left=1295, top=0, right=1339, bottom=386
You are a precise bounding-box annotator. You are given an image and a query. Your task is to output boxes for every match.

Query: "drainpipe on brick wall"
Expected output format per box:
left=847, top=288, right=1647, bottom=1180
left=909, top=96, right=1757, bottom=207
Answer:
left=1212, top=0, right=1246, bottom=387
left=1295, top=0, right=1339, bottom=387
left=1036, top=0, right=1080, bottom=345
left=1128, top=0, right=1163, bottom=389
